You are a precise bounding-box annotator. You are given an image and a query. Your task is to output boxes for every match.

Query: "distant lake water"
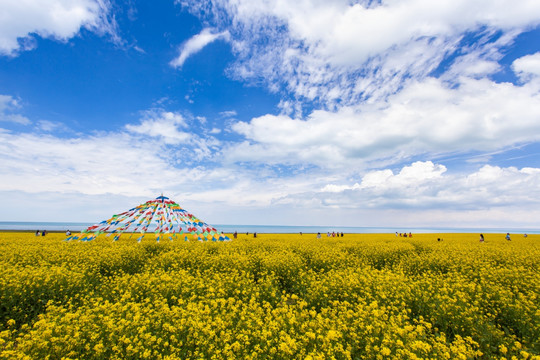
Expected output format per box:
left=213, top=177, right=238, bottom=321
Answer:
left=0, top=221, right=538, bottom=234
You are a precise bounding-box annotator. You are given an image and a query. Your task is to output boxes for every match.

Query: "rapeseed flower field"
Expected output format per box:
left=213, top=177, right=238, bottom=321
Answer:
left=0, top=232, right=538, bottom=359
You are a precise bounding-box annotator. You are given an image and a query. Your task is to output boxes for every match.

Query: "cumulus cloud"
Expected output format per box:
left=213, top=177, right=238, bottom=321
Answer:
left=125, top=110, right=190, bottom=144
left=3, top=108, right=540, bottom=226
left=170, top=28, right=230, bottom=68
left=228, top=75, right=540, bottom=168
left=179, top=1, right=540, bottom=185
left=125, top=109, right=225, bottom=164
left=240, top=160, right=540, bottom=227
left=318, top=162, right=449, bottom=209
left=314, top=162, right=540, bottom=212
left=182, top=0, right=540, bottom=105
left=0, top=0, right=118, bottom=56
left=512, top=52, right=540, bottom=81
left=360, top=161, right=447, bottom=189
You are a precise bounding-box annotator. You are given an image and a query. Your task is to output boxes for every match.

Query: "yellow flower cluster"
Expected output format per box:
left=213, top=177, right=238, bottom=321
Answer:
left=0, top=232, right=539, bottom=359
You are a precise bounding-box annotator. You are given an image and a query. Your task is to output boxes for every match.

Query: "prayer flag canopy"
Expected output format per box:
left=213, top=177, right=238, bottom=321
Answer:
left=67, top=195, right=230, bottom=242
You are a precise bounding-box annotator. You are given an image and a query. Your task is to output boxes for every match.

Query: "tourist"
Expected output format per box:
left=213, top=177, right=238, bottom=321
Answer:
left=479, top=234, right=484, bottom=242
left=505, top=233, right=511, bottom=241
left=35, top=230, right=40, bottom=236
left=317, top=232, right=321, bottom=239
left=253, top=232, right=257, bottom=238
left=233, top=231, right=237, bottom=239
left=66, top=230, right=71, bottom=236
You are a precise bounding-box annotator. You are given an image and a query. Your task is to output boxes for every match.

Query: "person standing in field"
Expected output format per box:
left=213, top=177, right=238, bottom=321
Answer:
left=317, top=232, right=321, bottom=239
left=479, top=234, right=484, bottom=242
left=505, top=233, right=511, bottom=241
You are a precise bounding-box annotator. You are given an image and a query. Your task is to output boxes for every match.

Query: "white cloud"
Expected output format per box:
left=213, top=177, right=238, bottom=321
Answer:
left=184, top=94, right=194, bottom=104
left=512, top=52, right=540, bottom=81
left=170, top=28, right=230, bottom=68
left=0, top=95, right=19, bottom=111
left=225, top=161, right=540, bottom=227
left=126, top=109, right=190, bottom=144
left=0, top=128, right=229, bottom=198
left=277, top=0, right=540, bottom=66
left=0, top=0, right=117, bottom=56
left=0, top=95, right=30, bottom=124
left=182, top=0, right=540, bottom=105
left=361, top=161, right=447, bottom=189
left=447, top=56, right=501, bottom=78
left=0, top=103, right=231, bottom=203
left=3, top=111, right=540, bottom=227
left=219, top=110, right=237, bottom=118
left=0, top=130, right=183, bottom=196
left=316, top=162, right=540, bottom=211
left=124, top=109, right=223, bottom=163
left=320, top=161, right=447, bottom=201
left=1, top=113, right=31, bottom=125
left=228, top=76, right=540, bottom=168
left=37, top=120, right=67, bottom=132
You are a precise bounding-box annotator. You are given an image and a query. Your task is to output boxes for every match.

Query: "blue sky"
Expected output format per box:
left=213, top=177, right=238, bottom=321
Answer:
left=1, top=0, right=540, bottom=229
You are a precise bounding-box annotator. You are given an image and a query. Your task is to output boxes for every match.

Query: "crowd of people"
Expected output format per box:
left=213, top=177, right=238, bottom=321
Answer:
left=396, top=232, right=413, bottom=238
left=33, top=229, right=529, bottom=241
